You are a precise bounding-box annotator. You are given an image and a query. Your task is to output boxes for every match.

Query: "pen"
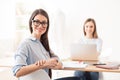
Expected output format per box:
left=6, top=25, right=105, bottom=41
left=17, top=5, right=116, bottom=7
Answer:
left=93, top=63, right=106, bottom=65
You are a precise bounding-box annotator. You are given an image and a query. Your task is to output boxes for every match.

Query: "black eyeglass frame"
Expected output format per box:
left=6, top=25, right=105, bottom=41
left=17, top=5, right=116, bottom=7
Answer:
left=32, top=19, right=48, bottom=27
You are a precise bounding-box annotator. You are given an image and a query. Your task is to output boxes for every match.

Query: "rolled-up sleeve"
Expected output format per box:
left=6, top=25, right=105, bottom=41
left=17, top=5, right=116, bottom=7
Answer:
left=12, top=41, right=29, bottom=76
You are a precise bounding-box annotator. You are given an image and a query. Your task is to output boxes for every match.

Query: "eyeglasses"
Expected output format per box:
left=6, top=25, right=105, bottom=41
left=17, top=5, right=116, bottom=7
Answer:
left=32, top=19, right=47, bottom=27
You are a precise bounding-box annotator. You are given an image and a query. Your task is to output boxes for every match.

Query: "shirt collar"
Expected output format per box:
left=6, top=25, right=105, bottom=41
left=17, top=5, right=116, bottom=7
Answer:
left=29, top=36, right=39, bottom=42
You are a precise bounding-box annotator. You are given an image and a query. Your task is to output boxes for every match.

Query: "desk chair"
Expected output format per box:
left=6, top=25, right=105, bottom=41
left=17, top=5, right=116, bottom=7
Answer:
left=54, top=76, right=81, bottom=80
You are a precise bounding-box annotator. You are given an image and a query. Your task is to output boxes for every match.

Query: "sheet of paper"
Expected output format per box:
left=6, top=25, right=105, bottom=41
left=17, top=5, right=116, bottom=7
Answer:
left=62, top=61, right=88, bottom=68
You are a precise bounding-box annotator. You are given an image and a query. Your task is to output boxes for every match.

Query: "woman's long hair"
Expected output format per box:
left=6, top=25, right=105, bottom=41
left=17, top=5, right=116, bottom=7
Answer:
left=29, top=9, right=51, bottom=56
left=29, top=8, right=52, bottom=78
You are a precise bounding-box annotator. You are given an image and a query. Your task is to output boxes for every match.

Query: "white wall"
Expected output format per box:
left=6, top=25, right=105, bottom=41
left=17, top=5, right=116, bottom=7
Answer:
left=43, top=0, right=120, bottom=61
left=0, top=0, right=15, bottom=57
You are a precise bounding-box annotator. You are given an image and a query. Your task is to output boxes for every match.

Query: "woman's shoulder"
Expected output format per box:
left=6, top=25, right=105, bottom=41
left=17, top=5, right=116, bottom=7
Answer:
left=18, top=37, right=32, bottom=47
left=20, top=37, right=30, bottom=43
left=93, top=37, right=103, bottom=45
left=22, top=36, right=37, bottom=42
left=97, top=37, right=103, bottom=42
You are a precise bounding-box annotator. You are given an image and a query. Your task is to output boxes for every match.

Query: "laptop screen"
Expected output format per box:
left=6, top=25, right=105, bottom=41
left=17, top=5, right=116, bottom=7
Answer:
left=70, top=43, right=98, bottom=61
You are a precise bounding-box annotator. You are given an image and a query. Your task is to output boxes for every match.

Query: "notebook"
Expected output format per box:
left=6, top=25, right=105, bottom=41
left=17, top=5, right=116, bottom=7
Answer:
left=96, top=62, right=120, bottom=69
left=70, top=43, right=98, bottom=61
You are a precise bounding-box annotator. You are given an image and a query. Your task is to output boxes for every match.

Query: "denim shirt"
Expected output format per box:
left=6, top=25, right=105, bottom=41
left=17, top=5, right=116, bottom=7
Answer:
left=12, top=36, right=51, bottom=77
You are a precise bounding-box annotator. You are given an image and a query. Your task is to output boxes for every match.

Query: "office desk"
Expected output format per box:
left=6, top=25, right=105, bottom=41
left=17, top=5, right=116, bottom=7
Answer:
left=60, top=58, right=120, bottom=73
left=60, top=65, right=120, bottom=73
left=0, top=57, right=120, bottom=73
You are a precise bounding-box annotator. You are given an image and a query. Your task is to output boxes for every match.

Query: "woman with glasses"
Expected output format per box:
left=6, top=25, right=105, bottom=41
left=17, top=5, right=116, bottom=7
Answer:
left=74, top=18, right=103, bottom=80
left=12, top=8, right=62, bottom=80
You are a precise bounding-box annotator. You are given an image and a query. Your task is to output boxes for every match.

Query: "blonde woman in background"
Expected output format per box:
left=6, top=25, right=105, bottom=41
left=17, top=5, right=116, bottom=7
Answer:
left=74, top=18, right=103, bottom=80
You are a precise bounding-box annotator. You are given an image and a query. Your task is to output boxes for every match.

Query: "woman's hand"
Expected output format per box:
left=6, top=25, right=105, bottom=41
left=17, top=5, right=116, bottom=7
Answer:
left=44, top=58, right=58, bottom=69
left=35, top=58, right=63, bottom=69
left=52, top=61, right=63, bottom=69
left=35, top=60, right=46, bottom=66
left=45, top=58, right=63, bottom=69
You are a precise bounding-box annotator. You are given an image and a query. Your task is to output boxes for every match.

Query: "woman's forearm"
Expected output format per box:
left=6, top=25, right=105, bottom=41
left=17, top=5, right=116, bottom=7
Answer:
left=16, top=63, right=43, bottom=77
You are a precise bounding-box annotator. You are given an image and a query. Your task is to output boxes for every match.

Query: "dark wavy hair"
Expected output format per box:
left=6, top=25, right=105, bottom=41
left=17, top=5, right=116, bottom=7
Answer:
left=29, top=9, right=51, bottom=57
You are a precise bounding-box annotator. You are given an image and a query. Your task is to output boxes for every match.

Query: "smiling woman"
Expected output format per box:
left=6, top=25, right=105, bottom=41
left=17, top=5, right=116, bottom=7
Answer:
left=12, top=8, right=63, bottom=80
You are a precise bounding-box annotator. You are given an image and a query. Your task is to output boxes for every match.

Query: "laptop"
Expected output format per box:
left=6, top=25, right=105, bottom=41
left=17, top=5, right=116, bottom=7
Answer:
left=70, top=43, right=99, bottom=62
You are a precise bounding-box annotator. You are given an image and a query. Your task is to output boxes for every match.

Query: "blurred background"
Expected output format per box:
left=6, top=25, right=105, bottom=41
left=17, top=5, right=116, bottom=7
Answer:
left=0, top=0, right=120, bottom=80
